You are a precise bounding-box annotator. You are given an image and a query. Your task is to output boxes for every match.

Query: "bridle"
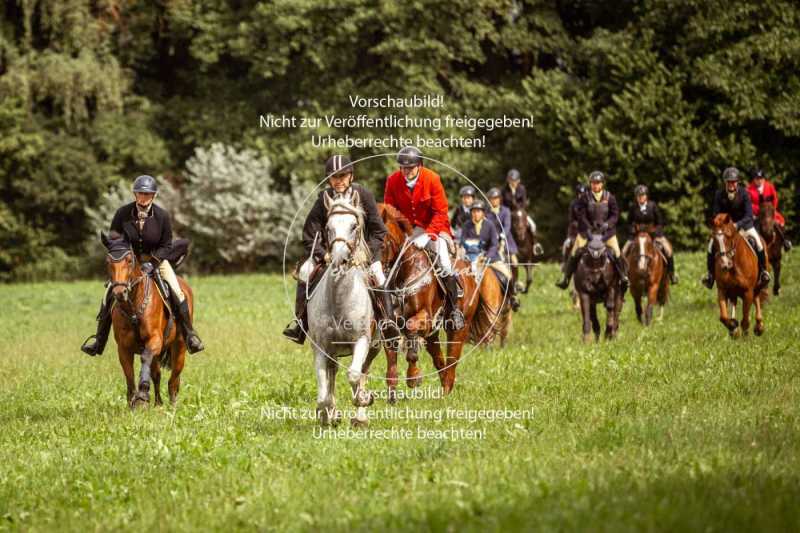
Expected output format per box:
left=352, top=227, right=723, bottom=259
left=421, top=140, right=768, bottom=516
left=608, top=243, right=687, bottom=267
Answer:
left=713, top=225, right=737, bottom=269
left=107, top=248, right=150, bottom=324
left=325, top=203, right=366, bottom=269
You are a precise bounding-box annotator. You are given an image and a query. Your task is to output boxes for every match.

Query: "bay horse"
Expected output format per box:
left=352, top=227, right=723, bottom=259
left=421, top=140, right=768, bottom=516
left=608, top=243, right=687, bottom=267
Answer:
left=758, top=202, right=784, bottom=296
left=510, top=208, right=542, bottom=293
left=625, top=224, right=669, bottom=326
left=710, top=213, right=767, bottom=337
left=101, top=232, right=189, bottom=409
left=367, top=204, right=483, bottom=400
left=469, top=259, right=514, bottom=347
left=573, top=232, right=624, bottom=343
left=306, top=191, right=379, bottom=427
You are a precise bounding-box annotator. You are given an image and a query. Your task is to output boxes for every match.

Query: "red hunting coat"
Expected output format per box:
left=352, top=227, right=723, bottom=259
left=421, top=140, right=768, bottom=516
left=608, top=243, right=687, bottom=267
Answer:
left=747, top=180, right=785, bottom=226
left=384, top=167, right=452, bottom=239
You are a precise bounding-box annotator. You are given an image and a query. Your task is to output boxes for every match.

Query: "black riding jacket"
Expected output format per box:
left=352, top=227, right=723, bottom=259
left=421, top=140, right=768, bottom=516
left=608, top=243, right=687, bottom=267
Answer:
left=712, top=185, right=754, bottom=230
left=627, top=200, right=665, bottom=237
left=302, top=184, right=386, bottom=263
left=110, top=202, right=173, bottom=261
left=577, top=190, right=619, bottom=240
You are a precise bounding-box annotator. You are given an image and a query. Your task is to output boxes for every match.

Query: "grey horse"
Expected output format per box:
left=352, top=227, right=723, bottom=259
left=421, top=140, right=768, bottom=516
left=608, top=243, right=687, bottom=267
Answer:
left=306, top=190, right=379, bottom=427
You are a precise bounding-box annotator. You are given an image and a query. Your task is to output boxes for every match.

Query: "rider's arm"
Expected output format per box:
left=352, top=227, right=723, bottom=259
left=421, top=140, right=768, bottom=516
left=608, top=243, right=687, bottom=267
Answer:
left=359, top=187, right=388, bottom=260
left=712, top=190, right=722, bottom=218
left=736, top=189, right=754, bottom=230
left=425, top=172, right=451, bottom=238
left=110, top=206, right=125, bottom=236
left=303, top=194, right=326, bottom=261
left=518, top=183, right=529, bottom=208
left=607, top=194, right=620, bottom=230
left=653, top=202, right=665, bottom=235
left=152, top=208, right=173, bottom=263
left=576, top=196, right=591, bottom=237
left=485, top=225, right=499, bottom=262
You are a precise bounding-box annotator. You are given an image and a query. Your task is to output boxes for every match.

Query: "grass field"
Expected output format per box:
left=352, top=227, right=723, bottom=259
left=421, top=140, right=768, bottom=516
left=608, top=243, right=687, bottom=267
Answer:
left=1, top=253, right=798, bottom=532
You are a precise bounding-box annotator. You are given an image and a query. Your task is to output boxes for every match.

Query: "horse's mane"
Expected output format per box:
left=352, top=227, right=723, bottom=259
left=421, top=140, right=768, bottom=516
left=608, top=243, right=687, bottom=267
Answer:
left=378, top=203, right=413, bottom=235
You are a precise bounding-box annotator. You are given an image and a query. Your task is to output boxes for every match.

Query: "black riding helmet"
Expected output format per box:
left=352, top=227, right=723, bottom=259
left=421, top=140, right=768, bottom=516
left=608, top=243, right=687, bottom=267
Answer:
left=133, top=175, right=158, bottom=194
left=634, top=184, right=648, bottom=197
left=397, top=146, right=422, bottom=167
left=574, top=183, right=586, bottom=195
left=325, top=154, right=353, bottom=177
left=460, top=185, right=476, bottom=197
left=470, top=200, right=487, bottom=212
left=751, top=168, right=765, bottom=179
left=588, top=170, right=605, bottom=183
left=722, top=167, right=740, bottom=182
left=507, top=169, right=521, bottom=181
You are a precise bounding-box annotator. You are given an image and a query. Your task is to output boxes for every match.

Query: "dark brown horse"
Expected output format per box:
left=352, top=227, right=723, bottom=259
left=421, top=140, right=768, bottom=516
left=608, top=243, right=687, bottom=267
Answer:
left=709, top=214, right=767, bottom=337
left=365, top=204, right=482, bottom=400
left=573, top=232, right=624, bottom=343
left=510, top=208, right=541, bottom=293
left=101, top=232, right=191, bottom=408
left=625, top=224, right=669, bottom=326
left=758, top=202, right=784, bottom=296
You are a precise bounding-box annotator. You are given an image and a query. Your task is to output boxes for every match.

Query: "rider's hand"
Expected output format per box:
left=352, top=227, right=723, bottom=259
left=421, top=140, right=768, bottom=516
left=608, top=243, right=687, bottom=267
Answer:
left=412, top=233, right=431, bottom=249
left=141, top=261, right=154, bottom=275
left=600, top=222, right=609, bottom=233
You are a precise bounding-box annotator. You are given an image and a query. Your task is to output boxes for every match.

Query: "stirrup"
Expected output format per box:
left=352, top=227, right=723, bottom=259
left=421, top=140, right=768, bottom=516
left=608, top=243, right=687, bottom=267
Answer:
left=80, top=335, right=101, bottom=356
left=701, top=274, right=714, bottom=289
left=186, top=334, right=205, bottom=354
left=282, top=321, right=306, bottom=344
left=555, top=277, right=570, bottom=290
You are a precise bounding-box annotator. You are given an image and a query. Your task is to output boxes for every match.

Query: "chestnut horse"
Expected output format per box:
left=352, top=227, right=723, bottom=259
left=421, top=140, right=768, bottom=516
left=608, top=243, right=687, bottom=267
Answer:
left=470, top=260, right=514, bottom=347
left=709, top=213, right=767, bottom=337
left=366, top=204, right=482, bottom=400
left=101, top=232, right=190, bottom=408
left=625, top=224, right=669, bottom=326
left=758, top=202, right=784, bottom=296
left=510, top=208, right=542, bottom=293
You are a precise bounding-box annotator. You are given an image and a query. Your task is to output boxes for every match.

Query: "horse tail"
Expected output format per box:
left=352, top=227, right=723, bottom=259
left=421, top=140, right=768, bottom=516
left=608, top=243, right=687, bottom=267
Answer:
left=469, top=298, right=501, bottom=345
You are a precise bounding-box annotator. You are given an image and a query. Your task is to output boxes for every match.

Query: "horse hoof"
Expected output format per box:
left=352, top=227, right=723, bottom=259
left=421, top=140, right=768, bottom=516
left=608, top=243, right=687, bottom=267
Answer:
left=755, top=324, right=765, bottom=336
left=729, top=328, right=741, bottom=339
left=351, top=417, right=369, bottom=428
left=406, top=368, right=422, bottom=388
left=582, top=334, right=593, bottom=344
left=387, top=389, right=397, bottom=404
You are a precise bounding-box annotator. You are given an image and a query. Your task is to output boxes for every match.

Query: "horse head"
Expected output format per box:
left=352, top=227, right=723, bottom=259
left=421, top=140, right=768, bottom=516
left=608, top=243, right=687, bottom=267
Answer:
left=378, top=203, right=413, bottom=266
left=633, top=224, right=655, bottom=273
left=585, top=231, right=609, bottom=267
left=101, top=231, right=139, bottom=303
left=324, top=190, right=365, bottom=270
left=759, top=202, right=775, bottom=239
left=710, top=213, right=737, bottom=270
left=511, top=208, right=528, bottom=240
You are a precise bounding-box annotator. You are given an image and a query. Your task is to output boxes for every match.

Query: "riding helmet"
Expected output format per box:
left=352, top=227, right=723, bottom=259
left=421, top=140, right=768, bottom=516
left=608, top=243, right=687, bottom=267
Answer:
left=470, top=200, right=487, bottom=212
left=634, top=184, right=648, bottom=197
left=459, top=185, right=476, bottom=197
left=722, top=167, right=740, bottom=182
left=132, top=175, right=158, bottom=194
left=574, top=183, right=586, bottom=195
left=506, top=169, right=521, bottom=181
left=588, top=170, right=605, bottom=183
left=751, top=168, right=765, bottom=179
left=325, top=154, right=353, bottom=177
left=397, top=146, right=423, bottom=167
left=487, top=187, right=502, bottom=199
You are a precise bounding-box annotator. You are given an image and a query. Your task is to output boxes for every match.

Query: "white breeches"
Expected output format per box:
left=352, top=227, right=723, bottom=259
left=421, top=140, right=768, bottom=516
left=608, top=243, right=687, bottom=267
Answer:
left=159, top=260, right=185, bottom=301
left=435, top=234, right=454, bottom=275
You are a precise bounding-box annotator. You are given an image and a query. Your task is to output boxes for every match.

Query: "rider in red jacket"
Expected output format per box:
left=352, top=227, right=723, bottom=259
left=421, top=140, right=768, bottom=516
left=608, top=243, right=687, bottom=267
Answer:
left=747, top=169, right=791, bottom=251
left=384, top=146, right=465, bottom=330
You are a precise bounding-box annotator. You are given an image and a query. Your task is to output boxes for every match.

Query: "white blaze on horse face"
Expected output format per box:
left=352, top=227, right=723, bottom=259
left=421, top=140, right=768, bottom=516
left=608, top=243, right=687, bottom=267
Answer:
left=716, top=230, right=732, bottom=270
left=328, top=212, right=356, bottom=267
left=638, top=235, right=647, bottom=272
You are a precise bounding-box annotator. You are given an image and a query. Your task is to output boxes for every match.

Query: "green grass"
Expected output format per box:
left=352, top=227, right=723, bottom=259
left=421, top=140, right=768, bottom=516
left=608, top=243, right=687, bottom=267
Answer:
left=1, top=252, right=798, bottom=532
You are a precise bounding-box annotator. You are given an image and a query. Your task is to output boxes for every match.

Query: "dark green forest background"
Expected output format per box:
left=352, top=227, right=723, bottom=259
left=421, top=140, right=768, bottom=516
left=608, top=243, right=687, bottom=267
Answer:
left=1, top=0, right=798, bottom=281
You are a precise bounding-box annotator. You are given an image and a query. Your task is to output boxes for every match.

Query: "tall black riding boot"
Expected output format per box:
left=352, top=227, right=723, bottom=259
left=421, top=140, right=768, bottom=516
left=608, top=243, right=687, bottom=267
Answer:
left=775, top=223, right=792, bottom=251
left=666, top=255, right=679, bottom=284
left=282, top=282, right=308, bottom=344
left=80, top=290, right=113, bottom=356
left=702, top=251, right=715, bottom=289
left=556, top=254, right=578, bottom=290
left=176, top=299, right=204, bottom=353
left=377, top=287, right=401, bottom=340
left=614, top=255, right=629, bottom=292
left=443, top=275, right=465, bottom=331
left=756, top=248, right=771, bottom=287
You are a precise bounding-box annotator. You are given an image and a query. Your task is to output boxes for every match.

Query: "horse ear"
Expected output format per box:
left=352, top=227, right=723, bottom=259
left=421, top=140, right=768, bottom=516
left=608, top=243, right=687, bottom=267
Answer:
left=323, top=191, right=332, bottom=211
left=351, top=189, right=360, bottom=208
left=100, top=231, right=109, bottom=249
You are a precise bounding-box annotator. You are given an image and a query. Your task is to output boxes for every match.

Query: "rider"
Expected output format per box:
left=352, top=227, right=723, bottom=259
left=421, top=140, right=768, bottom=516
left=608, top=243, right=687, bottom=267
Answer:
left=282, top=155, right=394, bottom=344
left=625, top=184, right=679, bottom=284
left=748, top=168, right=792, bottom=251
left=81, top=175, right=204, bottom=356
left=460, top=201, right=520, bottom=311
left=702, top=166, right=771, bottom=289
left=486, top=187, right=518, bottom=263
left=384, top=146, right=465, bottom=330
left=556, top=171, right=629, bottom=291
left=450, top=185, right=476, bottom=240
left=501, top=168, right=538, bottom=236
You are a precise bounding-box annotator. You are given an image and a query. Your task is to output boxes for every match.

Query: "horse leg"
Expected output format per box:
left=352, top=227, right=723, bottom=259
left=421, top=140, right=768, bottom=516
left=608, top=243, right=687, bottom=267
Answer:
left=385, top=344, right=399, bottom=404
left=152, top=356, right=163, bottom=407
left=442, top=329, right=469, bottom=394
left=754, top=290, right=765, bottom=336
left=579, top=294, right=593, bottom=343
left=167, top=342, right=186, bottom=406
left=314, top=348, right=334, bottom=426
left=348, top=336, right=371, bottom=427
left=405, top=336, right=422, bottom=388
left=424, top=333, right=446, bottom=389
left=604, top=297, right=618, bottom=340
left=325, top=356, right=340, bottom=425
left=645, top=282, right=659, bottom=327
left=772, top=258, right=781, bottom=296
left=634, top=292, right=643, bottom=324
left=718, top=291, right=738, bottom=336
left=132, top=338, right=162, bottom=409
left=118, top=344, right=136, bottom=406
left=525, top=264, right=533, bottom=293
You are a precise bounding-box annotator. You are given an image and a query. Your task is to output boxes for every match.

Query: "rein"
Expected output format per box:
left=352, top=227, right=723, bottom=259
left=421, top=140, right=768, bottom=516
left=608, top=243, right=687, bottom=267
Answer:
left=107, top=250, right=151, bottom=329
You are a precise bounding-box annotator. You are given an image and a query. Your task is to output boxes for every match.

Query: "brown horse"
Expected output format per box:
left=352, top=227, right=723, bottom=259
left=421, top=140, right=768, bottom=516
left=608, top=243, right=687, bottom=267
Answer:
left=625, top=224, right=669, bottom=326
left=573, top=232, right=624, bottom=343
left=471, top=261, right=514, bottom=347
left=709, top=214, right=767, bottom=337
left=101, top=232, right=190, bottom=408
left=758, top=202, right=784, bottom=296
left=510, top=208, right=541, bottom=293
left=365, top=204, right=483, bottom=400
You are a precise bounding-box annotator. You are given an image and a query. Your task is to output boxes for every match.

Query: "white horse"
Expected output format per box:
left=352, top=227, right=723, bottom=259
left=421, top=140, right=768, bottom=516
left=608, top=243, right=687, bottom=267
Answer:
left=306, top=190, right=378, bottom=427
